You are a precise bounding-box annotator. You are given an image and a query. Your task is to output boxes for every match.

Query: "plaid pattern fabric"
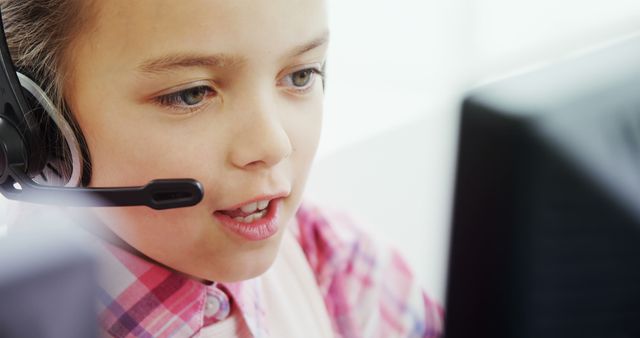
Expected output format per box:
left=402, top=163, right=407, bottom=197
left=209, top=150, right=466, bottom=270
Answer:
left=96, top=203, right=443, bottom=337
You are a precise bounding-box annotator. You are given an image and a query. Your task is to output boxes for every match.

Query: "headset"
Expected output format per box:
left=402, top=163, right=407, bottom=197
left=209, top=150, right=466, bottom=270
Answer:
left=0, top=9, right=203, bottom=210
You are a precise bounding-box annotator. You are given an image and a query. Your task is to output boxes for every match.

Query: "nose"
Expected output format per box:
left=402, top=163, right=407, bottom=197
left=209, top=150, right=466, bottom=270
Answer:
left=228, top=97, right=293, bottom=170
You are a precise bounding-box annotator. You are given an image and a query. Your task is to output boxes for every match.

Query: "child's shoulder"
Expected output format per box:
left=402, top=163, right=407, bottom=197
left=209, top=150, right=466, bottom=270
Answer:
left=293, top=201, right=414, bottom=289
left=293, top=202, right=444, bottom=338
left=293, top=202, right=390, bottom=290
left=293, top=202, right=370, bottom=268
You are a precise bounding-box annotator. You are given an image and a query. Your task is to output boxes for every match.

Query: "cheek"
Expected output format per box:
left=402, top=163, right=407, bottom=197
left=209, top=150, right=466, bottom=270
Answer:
left=95, top=206, right=194, bottom=243
left=295, top=99, right=323, bottom=155
left=91, top=205, right=216, bottom=266
left=287, top=99, right=323, bottom=180
left=86, top=114, right=229, bottom=187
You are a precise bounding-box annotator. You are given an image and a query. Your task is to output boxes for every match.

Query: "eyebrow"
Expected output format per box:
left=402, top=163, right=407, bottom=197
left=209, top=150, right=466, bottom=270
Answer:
left=138, top=30, right=330, bottom=75
left=138, top=53, right=244, bottom=74
left=287, top=31, right=330, bottom=58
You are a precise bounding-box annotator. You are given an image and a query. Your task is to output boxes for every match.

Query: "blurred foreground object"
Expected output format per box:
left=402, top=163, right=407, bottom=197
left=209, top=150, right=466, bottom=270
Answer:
left=445, top=34, right=640, bottom=338
left=0, top=219, right=98, bottom=338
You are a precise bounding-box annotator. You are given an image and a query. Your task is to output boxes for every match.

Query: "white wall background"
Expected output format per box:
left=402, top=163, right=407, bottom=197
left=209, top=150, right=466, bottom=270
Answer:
left=307, top=0, right=640, bottom=303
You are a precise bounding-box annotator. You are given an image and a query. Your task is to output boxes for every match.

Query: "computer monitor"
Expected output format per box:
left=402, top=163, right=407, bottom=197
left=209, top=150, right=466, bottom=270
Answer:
left=444, top=35, right=640, bottom=338
left=0, top=221, right=98, bottom=338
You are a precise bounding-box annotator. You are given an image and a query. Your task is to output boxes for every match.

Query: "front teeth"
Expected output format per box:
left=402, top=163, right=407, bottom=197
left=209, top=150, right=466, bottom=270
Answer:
left=240, top=199, right=270, bottom=213
left=234, top=209, right=268, bottom=223
left=235, top=199, right=271, bottom=223
left=240, top=202, right=258, bottom=213
left=257, top=200, right=269, bottom=210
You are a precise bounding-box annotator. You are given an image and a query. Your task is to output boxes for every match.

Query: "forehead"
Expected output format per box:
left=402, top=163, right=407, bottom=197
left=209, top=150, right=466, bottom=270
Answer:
left=82, top=0, right=328, bottom=67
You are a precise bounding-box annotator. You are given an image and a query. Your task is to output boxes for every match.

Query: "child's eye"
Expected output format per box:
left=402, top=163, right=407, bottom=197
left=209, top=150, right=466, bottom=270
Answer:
left=154, top=85, right=217, bottom=111
left=279, top=67, right=324, bottom=93
left=292, top=69, right=314, bottom=87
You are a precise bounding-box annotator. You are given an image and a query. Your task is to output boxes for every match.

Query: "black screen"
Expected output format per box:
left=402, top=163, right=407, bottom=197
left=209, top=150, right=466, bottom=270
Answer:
left=444, top=35, right=640, bottom=338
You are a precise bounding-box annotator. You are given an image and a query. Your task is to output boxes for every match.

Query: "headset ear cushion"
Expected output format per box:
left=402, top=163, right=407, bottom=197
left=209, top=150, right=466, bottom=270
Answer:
left=20, top=88, right=67, bottom=185
left=20, top=88, right=56, bottom=158
left=17, top=73, right=82, bottom=187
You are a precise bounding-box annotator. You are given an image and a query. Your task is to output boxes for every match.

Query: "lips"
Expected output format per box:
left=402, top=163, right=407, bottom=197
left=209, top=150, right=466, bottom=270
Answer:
left=213, top=193, right=288, bottom=241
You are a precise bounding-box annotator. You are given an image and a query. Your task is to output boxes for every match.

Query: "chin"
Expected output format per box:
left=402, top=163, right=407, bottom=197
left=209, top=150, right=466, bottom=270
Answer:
left=198, top=241, right=282, bottom=283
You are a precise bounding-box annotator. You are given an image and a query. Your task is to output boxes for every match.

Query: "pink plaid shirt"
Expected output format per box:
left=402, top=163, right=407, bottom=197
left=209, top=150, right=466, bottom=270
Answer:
left=95, top=203, right=443, bottom=337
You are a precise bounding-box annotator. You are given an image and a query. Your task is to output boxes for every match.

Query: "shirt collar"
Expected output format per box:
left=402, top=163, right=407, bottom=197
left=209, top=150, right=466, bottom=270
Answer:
left=93, top=237, right=268, bottom=338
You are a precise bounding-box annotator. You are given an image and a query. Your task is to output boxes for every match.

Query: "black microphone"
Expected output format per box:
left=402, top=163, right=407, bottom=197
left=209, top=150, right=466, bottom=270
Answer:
left=1, top=166, right=204, bottom=210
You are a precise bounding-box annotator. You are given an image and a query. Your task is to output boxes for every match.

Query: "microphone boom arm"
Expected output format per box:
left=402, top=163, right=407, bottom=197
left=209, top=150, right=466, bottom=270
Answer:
left=2, top=166, right=204, bottom=210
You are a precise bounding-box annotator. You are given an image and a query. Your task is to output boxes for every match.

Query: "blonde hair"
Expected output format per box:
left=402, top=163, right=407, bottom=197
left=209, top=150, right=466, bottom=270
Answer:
left=0, top=0, right=94, bottom=185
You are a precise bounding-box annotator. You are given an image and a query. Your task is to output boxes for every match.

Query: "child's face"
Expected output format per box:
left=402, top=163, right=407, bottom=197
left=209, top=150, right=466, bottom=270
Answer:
left=66, top=0, right=328, bottom=282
